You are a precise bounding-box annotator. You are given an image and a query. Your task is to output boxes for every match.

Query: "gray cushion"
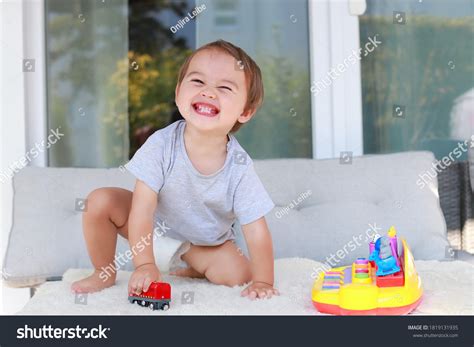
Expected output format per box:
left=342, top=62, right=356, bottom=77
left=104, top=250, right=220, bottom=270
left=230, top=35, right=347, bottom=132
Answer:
left=2, top=151, right=450, bottom=287
left=235, top=151, right=450, bottom=264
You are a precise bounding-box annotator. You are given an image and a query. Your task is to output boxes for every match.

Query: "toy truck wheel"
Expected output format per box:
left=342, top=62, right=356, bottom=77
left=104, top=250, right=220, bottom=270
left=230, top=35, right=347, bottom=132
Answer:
left=149, top=303, right=155, bottom=310
left=162, top=303, right=169, bottom=311
left=141, top=300, right=146, bottom=306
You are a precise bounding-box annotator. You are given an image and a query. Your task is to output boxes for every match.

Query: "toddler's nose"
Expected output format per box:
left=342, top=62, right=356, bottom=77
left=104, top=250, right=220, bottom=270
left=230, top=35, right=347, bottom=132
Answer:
left=200, top=89, right=216, bottom=99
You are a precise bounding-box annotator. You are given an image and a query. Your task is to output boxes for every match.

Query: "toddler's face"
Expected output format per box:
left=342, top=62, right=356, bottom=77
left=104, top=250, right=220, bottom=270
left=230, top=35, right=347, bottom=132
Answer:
left=175, top=49, right=252, bottom=134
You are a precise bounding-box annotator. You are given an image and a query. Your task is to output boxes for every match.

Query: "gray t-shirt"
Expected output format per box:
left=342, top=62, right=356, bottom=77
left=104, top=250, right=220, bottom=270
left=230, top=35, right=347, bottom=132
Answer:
left=125, top=120, right=275, bottom=246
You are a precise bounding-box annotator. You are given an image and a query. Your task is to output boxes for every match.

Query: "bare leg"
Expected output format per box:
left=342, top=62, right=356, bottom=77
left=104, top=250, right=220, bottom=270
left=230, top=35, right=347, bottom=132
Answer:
left=71, top=188, right=132, bottom=293
left=172, top=240, right=252, bottom=287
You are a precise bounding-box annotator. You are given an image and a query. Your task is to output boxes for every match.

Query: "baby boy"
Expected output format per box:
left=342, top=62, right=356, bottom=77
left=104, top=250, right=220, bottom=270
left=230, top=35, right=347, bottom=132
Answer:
left=71, top=40, right=279, bottom=300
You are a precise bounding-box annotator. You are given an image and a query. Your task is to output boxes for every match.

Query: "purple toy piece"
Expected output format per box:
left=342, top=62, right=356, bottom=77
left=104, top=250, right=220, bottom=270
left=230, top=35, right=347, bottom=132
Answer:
left=389, top=236, right=401, bottom=267
left=369, top=242, right=375, bottom=256
left=356, top=258, right=368, bottom=264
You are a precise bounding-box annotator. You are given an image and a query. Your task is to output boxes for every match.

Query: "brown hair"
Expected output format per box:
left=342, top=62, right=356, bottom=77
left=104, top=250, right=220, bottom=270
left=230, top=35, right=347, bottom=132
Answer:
left=176, top=40, right=264, bottom=132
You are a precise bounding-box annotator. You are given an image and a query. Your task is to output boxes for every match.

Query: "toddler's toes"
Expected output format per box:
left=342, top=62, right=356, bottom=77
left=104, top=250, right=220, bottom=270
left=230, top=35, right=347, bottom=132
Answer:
left=248, top=290, right=258, bottom=300
left=71, top=280, right=90, bottom=293
left=70, top=271, right=115, bottom=294
left=70, top=282, right=80, bottom=293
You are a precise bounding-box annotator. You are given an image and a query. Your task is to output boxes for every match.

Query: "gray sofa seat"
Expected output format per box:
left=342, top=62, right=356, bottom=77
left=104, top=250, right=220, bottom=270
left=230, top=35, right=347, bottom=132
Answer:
left=2, top=151, right=459, bottom=287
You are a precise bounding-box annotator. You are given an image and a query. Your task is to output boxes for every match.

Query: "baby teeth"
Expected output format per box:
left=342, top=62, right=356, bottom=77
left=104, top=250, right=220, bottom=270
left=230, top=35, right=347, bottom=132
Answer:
left=198, top=105, right=213, bottom=114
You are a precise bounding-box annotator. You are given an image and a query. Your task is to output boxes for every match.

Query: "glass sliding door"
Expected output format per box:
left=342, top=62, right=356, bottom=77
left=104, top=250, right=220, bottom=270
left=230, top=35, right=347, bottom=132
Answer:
left=359, top=0, right=473, bottom=159
left=45, top=0, right=129, bottom=167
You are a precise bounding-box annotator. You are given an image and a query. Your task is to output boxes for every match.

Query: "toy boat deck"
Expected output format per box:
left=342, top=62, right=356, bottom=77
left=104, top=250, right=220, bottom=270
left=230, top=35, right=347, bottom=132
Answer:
left=312, top=239, right=423, bottom=315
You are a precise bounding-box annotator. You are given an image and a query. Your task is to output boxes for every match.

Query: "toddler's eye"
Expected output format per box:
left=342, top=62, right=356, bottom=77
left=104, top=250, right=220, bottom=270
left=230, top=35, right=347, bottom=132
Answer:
left=191, top=79, right=204, bottom=84
left=219, top=86, right=232, bottom=91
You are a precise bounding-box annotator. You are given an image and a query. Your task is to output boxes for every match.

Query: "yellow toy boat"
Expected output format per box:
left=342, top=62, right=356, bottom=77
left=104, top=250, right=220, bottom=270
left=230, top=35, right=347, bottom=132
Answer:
left=312, top=228, right=423, bottom=315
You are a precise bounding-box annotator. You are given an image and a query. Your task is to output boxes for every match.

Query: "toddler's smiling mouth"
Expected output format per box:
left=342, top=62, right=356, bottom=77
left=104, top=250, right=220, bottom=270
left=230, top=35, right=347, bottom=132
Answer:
left=192, top=102, right=220, bottom=117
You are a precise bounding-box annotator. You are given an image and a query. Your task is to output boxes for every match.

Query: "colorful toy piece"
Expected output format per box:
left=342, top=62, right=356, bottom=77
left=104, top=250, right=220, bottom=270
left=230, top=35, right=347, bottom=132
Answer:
left=369, top=233, right=400, bottom=276
left=312, top=227, right=423, bottom=315
left=129, top=282, right=171, bottom=311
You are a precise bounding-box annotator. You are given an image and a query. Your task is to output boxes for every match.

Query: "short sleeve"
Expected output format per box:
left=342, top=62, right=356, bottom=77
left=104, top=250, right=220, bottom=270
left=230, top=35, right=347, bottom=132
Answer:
left=124, top=132, right=166, bottom=193
left=233, top=163, right=275, bottom=225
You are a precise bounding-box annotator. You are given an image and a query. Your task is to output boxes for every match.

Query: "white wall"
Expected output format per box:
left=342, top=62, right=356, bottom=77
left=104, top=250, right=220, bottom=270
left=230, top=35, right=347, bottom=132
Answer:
left=0, top=0, right=38, bottom=315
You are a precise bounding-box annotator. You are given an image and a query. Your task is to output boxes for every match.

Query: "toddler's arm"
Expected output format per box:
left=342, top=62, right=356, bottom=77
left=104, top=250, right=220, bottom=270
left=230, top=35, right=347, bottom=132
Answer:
left=240, top=217, right=279, bottom=299
left=127, top=179, right=161, bottom=294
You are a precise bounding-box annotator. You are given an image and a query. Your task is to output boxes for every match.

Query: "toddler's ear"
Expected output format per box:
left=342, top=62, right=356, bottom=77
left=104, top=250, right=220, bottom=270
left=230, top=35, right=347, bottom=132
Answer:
left=238, top=108, right=256, bottom=124
left=175, top=83, right=180, bottom=99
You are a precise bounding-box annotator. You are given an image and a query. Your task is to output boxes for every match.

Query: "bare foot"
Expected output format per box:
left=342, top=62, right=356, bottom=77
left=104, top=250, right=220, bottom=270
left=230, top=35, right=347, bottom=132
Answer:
left=71, top=270, right=116, bottom=293
left=170, top=267, right=205, bottom=279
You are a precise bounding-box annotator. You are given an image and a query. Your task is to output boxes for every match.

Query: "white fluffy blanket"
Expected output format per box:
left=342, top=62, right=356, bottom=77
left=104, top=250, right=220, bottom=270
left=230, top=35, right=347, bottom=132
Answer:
left=17, top=258, right=473, bottom=315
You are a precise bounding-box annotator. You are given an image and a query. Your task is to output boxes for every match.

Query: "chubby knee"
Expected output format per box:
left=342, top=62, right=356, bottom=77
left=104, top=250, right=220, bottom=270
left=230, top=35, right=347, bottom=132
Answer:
left=84, top=188, right=115, bottom=217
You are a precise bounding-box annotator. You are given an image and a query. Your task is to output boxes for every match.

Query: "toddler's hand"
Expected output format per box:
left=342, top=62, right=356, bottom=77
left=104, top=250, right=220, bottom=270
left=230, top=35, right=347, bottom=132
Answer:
left=128, top=263, right=162, bottom=295
left=241, top=281, right=279, bottom=300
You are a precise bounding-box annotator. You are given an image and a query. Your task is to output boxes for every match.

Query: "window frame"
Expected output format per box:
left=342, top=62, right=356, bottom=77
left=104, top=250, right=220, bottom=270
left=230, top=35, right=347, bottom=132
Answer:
left=308, top=0, right=364, bottom=159
left=25, top=0, right=48, bottom=167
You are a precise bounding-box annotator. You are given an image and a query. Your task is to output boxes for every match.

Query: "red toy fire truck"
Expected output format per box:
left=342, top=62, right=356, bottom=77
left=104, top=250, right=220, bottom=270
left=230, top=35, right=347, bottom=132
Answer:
left=128, top=282, right=171, bottom=311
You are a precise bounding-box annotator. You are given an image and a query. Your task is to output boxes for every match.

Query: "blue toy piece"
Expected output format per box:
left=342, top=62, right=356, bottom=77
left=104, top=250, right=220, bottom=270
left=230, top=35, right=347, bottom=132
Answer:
left=369, top=236, right=401, bottom=276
